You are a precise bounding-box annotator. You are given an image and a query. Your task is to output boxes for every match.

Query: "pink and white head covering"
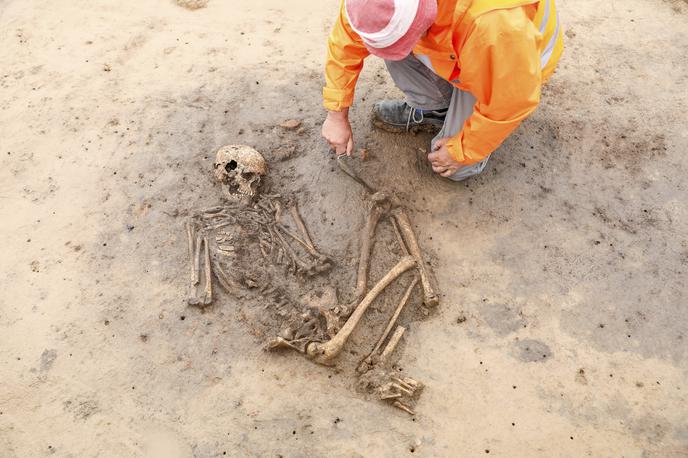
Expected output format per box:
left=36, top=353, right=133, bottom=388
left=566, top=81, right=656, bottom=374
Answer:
left=345, top=0, right=438, bottom=60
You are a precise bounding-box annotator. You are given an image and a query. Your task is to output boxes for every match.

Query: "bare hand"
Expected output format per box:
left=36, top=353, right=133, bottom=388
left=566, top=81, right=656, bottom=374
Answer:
left=322, top=109, right=354, bottom=156
left=427, top=137, right=462, bottom=177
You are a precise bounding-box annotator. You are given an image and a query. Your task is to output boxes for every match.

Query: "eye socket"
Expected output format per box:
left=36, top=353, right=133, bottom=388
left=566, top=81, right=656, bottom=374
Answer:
left=225, top=160, right=238, bottom=172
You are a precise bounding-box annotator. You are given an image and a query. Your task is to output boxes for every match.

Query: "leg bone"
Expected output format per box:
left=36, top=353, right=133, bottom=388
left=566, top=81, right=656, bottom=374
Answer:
left=358, top=277, right=418, bottom=373
left=379, top=325, right=405, bottom=362
left=186, top=220, right=196, bottom=282
left=391, top=218, right=409, bottom=256
left=306, top=256, right=416, bottom=364
left=186, top=220, right=199, bottom=306
left=346, top=197, right=386, bottom=313
left=193, top=233, right=202, bottom=285
left=391, top=208, right=439, bottom=307
left=202, top=236, right=212, bottom=306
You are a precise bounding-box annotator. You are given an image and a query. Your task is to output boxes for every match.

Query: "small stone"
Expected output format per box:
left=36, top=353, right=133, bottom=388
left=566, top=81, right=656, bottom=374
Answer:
left=175, top=0, right=208, bottom=10
left=575, top=368, right=588, bottom=385
left=280, top=119, right=302, bottom=130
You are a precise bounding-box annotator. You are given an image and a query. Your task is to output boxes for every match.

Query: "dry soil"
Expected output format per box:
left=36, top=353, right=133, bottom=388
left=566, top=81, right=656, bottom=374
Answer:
left=1, top=0, right=687, bottom=457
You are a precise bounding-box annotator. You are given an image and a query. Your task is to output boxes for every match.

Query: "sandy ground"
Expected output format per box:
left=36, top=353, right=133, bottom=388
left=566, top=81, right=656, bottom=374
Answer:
left=1, top=0, right=688, bottom=456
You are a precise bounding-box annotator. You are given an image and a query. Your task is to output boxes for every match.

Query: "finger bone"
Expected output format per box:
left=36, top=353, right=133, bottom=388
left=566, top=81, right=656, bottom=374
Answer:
left=393, top=401, right=415, bottom=415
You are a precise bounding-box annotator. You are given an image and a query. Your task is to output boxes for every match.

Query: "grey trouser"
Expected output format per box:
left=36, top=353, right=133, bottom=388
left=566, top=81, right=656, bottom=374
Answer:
left=385, top=54, right=489, bottom=181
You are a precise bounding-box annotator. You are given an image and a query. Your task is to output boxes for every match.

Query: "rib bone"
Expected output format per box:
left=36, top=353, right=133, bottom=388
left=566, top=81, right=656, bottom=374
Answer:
left=391, top=208, right=439, bottom=307
left=306, top=256, right=415, bottom=365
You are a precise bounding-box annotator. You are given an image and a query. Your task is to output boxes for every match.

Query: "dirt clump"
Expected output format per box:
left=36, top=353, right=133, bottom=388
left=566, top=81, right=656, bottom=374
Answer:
left=175, top=0, right=208, bottom=10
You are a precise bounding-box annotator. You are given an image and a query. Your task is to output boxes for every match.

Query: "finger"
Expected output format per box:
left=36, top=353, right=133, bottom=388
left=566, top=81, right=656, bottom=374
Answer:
left=440, top=168, right=457, bottom=178
left=427, top=151, right=439, bottom=161
left=334, top=143, right=347, bottom=155
left=346, top=135, right=354, bottom=157
left=433, top=137, right=450, bottom=149
left=430, top=159, right=449, bottom=167
left=431, top=164, right=448, bottom=174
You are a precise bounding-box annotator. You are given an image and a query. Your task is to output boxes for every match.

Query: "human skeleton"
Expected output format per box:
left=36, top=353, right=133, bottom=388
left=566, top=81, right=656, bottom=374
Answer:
left=185, top=145, right=440, bottom=414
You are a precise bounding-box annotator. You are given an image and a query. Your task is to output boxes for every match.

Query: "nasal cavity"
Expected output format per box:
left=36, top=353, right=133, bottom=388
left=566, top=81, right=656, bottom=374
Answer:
left=226, top=160, right=238, bottom=172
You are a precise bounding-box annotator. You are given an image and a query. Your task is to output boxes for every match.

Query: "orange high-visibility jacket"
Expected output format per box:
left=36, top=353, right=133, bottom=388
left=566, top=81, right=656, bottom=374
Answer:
left=324, top=0, right=564, bottom=165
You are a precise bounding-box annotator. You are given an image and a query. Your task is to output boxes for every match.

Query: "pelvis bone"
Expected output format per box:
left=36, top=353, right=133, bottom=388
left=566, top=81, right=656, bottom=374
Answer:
left=269, top=256, right=416, bottom=365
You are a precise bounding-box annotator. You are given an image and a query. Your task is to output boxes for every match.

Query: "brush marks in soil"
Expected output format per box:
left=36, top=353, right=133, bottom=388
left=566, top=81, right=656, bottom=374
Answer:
left=63, top=395, right=100, bottom=422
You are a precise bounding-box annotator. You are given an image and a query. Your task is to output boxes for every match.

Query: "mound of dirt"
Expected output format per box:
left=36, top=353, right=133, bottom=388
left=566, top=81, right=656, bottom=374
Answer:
left=184, top=151, right=438, bottom=414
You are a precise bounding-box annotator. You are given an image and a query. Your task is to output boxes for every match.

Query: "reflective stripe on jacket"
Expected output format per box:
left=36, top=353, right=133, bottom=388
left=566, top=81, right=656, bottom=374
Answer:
left=323, top=0, right=564, bottom=166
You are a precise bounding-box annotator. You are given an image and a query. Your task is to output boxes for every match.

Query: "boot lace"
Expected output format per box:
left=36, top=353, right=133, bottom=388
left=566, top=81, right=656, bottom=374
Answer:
left=405, top=106, right=424, bottom=132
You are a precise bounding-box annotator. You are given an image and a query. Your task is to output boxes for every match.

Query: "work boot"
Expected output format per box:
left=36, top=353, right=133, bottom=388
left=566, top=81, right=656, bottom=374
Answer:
left=372, top=100, right=447, bottom=133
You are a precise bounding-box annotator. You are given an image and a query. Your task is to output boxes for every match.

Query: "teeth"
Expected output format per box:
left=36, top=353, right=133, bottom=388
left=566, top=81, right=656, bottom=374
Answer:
left=228, top=190, right=255, bottom=198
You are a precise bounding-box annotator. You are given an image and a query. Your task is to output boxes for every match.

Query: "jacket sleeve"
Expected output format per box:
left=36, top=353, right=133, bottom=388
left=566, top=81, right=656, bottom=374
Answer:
left=323, top=2, right=370, bottom=111
left=447, top=7, right=542, bottom=165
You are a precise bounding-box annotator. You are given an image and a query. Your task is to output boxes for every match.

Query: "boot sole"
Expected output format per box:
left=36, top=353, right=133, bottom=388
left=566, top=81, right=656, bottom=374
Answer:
left=372, top=117, right=441, bottom=134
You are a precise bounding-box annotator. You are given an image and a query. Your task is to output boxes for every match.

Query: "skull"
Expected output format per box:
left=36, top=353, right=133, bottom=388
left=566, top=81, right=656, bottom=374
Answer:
left=214, top=145, right=267, bottom=200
